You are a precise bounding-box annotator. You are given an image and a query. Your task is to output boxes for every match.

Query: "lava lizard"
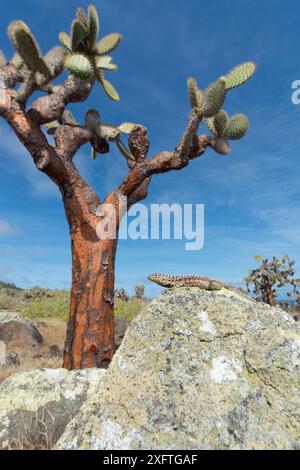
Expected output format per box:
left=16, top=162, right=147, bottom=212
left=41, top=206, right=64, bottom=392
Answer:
left=148, top=273, right=256, bottom=304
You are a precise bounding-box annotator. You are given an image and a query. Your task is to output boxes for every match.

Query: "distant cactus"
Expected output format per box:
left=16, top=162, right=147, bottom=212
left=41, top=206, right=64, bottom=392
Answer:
left=24, top=286, right=53, bottom=300
left=115, top=288, right=129, bottom=302
left=134, top=285, right=145, bottom=299
left=244, top=255, right=300, bottom=307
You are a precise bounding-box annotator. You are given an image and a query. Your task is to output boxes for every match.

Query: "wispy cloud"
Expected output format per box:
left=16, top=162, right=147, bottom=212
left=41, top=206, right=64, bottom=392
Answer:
left=0, top=219, right=19, bottom=236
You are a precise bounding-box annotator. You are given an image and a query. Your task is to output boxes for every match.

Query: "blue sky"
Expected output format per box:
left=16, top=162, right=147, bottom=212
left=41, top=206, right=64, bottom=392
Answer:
left=0, top=0, right=299, bottom=297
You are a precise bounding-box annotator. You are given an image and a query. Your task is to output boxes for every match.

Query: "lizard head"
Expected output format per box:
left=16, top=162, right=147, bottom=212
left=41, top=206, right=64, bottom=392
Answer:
left=147, top=273, right=159, bottom=283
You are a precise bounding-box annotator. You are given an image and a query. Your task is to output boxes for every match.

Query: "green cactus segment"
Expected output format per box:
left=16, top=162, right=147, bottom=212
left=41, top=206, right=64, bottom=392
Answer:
left=116, top=138, right=135, bottom=161
left=225, top=62, right=256, bottom=90
left=45, top=120, right=60, bottom=135
left=85, top=109, right=101, bottom=130
left=225, top=113, right=249, bottom=140
left=71, top=20, right=87, bottom=52
left=187, top=77, right=203, bottom=109
left=88, top=5, right=100, bottom=50
left=96, top=124, right=120, bottom=141
left=94, top=33, right=122, bottom=55
left=97, top=70, right=120, bottom=101
left=64, top=53, right=93, bottom=80
left=214, top=110, right=228, bottom=135
left=91, top=146, right=98, bottom=160
left=77, top=7, right=89, bottom=29
left=8, top=20, right=50, bottom=77
left=59, top=32, right=72, bottom=50
left=10, top=52, right=23, bottom=69
left=95, top=55, right=118, bottom=71
left=118, top=122, right=137, bottom=134
left=210, top=136, right=231, bottom=155
left=62, top=109, right=77, bottom=125
left=205, top=117, right=216, bottom=134
left=197, top=90, right=204, bottom=108
left=202, top=79, right=226, bottom=118
left=44, top=46, right=66, bottom=78
left=0, top=50, right=7, bottom=66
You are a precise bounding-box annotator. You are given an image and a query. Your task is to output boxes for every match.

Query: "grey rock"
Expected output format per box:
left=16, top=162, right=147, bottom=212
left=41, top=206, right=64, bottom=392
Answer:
left=56, top=288, right=300, bottom=450
left=0, top=368, right=106, bottom=449
left=0, top=311, right=43, bottom=347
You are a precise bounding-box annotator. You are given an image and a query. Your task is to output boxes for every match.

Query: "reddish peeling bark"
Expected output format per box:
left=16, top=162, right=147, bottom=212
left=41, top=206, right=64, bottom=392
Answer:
left=62, top=183, right=120, bottom=369
left=65, top=232, right=117, bottom=369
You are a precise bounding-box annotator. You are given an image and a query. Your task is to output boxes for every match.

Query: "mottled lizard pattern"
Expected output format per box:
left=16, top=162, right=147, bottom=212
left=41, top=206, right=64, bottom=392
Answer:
left=148, top=273, right=256, bottom=303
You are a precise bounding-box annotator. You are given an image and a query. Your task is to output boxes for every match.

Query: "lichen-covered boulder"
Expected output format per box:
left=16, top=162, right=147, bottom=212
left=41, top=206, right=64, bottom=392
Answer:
left=56, top=288, right=300, bottom=450
left=0, top=368, right=106, bottom=449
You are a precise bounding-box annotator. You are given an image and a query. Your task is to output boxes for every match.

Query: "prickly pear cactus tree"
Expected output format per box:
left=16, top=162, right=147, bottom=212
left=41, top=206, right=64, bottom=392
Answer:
left=0, top=4, right=256, bottom=369
left=245, top=255, right=300, bottom=307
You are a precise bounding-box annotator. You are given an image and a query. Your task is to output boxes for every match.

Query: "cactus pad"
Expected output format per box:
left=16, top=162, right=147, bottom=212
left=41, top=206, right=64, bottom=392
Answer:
left=202, top=79, right=227, bottom=118
left=71, top=20, right=87, bottom=52
left=118, top=122, right=137, bottom=134
left=225, top=114, right=249, bottom=140
left=225, top=62, right=256, bottom=90
left=116, top=138, right=135, bottom=161
left=85, top=109, right=101, bottom=130
left=214, top=110, right=228, bottom=135
left=64, top=53, right=93, bottom=80
left=94, top=33, right=122, bottom=55
left=97, top=70, right=120, bottom=101
left=0, top=50, right=7, bottom=66
left=210, top=136, right=231, bottom=155
left=96, top=124, right=120, bottom=141
left=76, top=7, right=89, bottom=29
left=88, top=5, right=100, bottom=50
left=95, top=55, right=118, bottom=71
left=187, top=77, right=202, bottom=109
left=59, top=32, right=72, bottom=50
left=8, top=20, right=50, bottom=77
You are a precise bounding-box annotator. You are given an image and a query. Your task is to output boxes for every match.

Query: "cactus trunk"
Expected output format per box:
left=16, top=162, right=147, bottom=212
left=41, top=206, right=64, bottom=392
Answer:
left=62, top=183, right=118, bottom=370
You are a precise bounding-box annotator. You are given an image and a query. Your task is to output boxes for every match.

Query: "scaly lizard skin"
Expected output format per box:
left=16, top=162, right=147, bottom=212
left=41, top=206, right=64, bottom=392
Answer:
left=148, top=273, right=256, bottom=303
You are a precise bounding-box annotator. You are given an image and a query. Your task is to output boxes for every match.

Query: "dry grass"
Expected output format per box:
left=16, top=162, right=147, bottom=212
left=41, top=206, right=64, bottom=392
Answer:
left=0, top=288, right=146, bottom=384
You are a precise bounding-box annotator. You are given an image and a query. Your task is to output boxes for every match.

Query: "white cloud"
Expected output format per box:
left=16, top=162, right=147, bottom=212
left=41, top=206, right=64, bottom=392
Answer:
left=0, top=219, right=19, bottom=236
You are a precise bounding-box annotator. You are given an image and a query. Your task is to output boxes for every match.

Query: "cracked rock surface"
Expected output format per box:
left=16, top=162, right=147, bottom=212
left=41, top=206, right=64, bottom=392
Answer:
left=0, top=368, right=106, bottom=449
left=56, top=288, right=300, bottom=450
